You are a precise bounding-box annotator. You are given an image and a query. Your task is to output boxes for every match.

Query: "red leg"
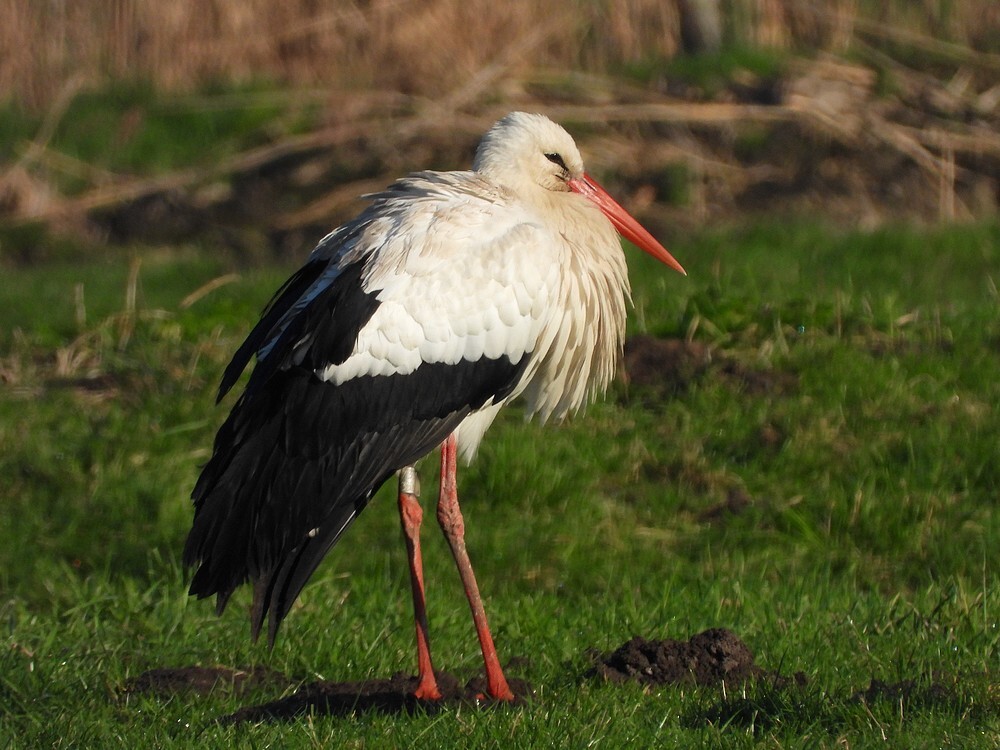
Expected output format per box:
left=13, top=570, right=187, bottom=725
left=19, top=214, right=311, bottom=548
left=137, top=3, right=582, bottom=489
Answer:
left=436, top=434, right=515, bottom=702
left=397, top=465, right=442, bottom=700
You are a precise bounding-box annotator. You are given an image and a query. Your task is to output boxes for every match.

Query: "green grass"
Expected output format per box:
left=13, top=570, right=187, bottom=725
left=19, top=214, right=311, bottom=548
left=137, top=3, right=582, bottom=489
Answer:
left=0, top=221, right=997, bottom=748
left=2, top=81, right=321, bottom=190
left=619, top=46, right=787, bottom=96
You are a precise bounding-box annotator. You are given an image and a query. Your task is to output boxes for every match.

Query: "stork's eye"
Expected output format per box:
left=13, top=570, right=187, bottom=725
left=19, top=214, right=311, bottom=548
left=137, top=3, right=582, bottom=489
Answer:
left=544, top=152, right=568, bottom=171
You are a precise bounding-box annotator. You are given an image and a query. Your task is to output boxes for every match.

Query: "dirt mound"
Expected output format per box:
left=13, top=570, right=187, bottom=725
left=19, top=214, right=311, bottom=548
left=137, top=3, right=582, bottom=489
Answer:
left=591, top=628, right=801, bottom=688
left=592, top=628, right=760, bottom=686
left=622, top=336, right=798, bottom=400
left=125, top=665, right=291, bottom=697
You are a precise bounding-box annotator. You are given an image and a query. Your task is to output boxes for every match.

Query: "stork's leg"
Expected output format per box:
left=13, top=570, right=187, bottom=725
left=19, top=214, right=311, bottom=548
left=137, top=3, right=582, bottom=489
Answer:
left=397, top=465, right=442, bottom=700
left=436, top=434, right=515, bottom=702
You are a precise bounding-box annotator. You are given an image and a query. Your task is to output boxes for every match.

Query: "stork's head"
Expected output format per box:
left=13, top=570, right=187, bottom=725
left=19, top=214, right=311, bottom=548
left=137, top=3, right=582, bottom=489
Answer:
left=474, top=112, right=585, bottom=194
left=473, top=112, right=686, bottom=275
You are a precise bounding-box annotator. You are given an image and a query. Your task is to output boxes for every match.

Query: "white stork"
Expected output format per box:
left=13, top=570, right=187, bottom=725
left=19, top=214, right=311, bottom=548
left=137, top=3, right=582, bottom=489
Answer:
left=183, top=112, right=685, bottom=702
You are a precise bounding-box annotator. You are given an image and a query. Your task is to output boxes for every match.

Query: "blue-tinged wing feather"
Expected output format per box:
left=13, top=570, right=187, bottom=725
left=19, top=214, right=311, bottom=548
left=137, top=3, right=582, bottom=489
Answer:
left=218, top=259, right=327, bottom=401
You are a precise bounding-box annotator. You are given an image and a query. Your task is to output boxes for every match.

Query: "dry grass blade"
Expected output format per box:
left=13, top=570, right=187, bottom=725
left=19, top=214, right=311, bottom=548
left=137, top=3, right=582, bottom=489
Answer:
left=179, top=274, right=242, bottom=310
left=117, top=256, right=141, bottom=351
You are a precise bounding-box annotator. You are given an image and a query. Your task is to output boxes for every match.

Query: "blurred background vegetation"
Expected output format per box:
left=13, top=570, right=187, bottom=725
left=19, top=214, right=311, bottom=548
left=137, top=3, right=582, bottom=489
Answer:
left=4, top=0, right=1000, bottom=105
left=1, top=0, right=999, bottom=263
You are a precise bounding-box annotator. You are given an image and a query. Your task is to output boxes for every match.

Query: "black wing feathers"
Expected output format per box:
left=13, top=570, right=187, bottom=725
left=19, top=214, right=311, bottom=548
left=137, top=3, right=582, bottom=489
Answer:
left=218, top=259, right=323, bottom=402
left=185, top=346, right=529, bottom=644
left=218, top=259, right=381, bottom=403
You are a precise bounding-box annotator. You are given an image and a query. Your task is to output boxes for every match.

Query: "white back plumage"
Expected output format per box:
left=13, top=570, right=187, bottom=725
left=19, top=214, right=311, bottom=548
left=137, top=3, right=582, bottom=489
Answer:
left=305, top=112, right=630, bottom=459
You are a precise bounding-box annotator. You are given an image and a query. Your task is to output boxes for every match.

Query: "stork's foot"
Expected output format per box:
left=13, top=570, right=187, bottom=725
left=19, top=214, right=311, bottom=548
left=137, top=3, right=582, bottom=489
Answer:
left=467, top=672, right=526, bottom=704
left=412, top=667, right=519, bottom=703
left=411, top=673, right=443, bottom=701
left=479, top=674, right=515, bottom=702
left=475, top=689, right=515, bottom=703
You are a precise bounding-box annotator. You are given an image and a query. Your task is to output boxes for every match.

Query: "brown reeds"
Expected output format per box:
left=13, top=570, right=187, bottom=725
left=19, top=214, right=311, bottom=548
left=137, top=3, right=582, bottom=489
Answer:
left=3, top=0, right=999, bottom=111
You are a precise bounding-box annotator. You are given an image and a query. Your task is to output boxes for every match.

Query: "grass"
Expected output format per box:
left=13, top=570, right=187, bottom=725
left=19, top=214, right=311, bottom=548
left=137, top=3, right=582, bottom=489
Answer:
left=0, top=220, right=997, bottom=747
left=619, top=46, right=788, bottom=96
left=2, top=82, right=322, bottom=192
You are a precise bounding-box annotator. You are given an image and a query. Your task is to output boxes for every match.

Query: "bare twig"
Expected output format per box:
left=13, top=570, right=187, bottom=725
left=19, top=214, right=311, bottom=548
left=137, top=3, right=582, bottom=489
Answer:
left=14, top=75, right=87, bottom=170
left=849, top=14, right=1000, bottom=71
left=272, top=178, right=388, bottom=231
left=543, top=102, right=798, bottom=127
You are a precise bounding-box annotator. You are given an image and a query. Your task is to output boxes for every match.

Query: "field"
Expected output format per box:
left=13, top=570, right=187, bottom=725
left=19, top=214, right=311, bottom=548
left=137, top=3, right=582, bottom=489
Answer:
left=1, top=218, right=997, bottom=747
left=1, top=1, right=999, bottom=744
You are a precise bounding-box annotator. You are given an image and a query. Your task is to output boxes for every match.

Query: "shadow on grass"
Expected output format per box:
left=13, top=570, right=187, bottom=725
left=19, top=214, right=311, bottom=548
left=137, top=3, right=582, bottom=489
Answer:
left=126, top=666, right=532, bottom=723
left=129, top=628, right=770, bottom=724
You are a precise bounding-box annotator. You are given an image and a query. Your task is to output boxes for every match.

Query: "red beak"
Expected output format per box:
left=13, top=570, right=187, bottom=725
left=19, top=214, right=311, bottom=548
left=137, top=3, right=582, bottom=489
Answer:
left=569, top=173, right=686, bottom=276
